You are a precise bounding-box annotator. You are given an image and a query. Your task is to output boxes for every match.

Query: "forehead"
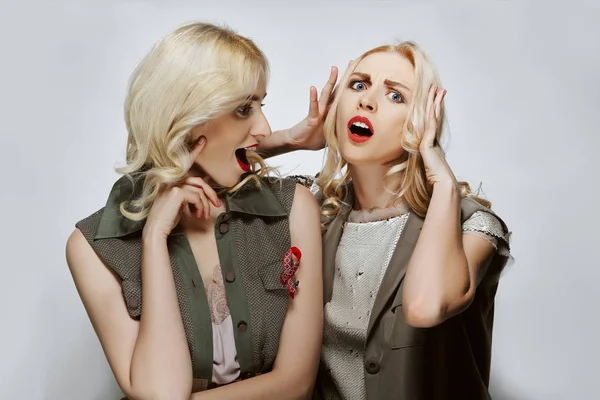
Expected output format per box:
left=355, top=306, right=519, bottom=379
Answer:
left=354, top=51, right=415, bottom=88
left=247, top=76, right=267, bottom=99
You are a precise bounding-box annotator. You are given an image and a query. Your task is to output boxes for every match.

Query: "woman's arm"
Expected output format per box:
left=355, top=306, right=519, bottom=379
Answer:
left=401, top=182, right=496, bottom=328
left=66, top=153, right=217, bottom=399
left=191, top=183, right=324, bottom=400
left=66, top=231, right=192, bottom=400
left=401, top=86, right=498, bottom=328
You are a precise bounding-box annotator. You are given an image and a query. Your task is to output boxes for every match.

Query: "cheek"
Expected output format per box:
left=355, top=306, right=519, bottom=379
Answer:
left=334, top=101, right=354, bottom=139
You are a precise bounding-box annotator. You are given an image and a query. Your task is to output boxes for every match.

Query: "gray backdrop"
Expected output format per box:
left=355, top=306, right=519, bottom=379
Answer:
left=0, top=0, right=597, bottom=399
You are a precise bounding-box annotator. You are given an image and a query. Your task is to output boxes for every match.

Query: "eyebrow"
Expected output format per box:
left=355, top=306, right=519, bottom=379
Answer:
left=247, top=92, right=268, bottom=102
left=351, top=72, right=410, bottom=93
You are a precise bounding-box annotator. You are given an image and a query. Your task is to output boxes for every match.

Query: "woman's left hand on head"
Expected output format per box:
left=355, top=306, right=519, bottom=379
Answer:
left=286, top=66, right=339, bottom=151
left=420, top=85, right=457, bottom=187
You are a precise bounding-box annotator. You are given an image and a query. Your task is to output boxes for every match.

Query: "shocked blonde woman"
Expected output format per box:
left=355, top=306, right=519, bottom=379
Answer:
left=262, top=43, right=512, bottom=400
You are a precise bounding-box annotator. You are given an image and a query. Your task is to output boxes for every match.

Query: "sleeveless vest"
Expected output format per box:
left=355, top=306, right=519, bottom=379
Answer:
left=314, top=183, right=511, bottom=400
left=76, top=174, right=298, bottom=391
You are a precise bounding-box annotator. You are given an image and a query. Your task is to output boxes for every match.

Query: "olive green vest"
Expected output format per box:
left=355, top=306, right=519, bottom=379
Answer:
left=76, top=174, right=297, bottom=391
left=314, top=184, right=510, bottom=400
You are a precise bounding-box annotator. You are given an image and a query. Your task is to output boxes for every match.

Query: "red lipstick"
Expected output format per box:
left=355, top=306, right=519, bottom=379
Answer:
left=235, top=148, right=251, bottom=172
left=347, top=116, right=374, bottom=143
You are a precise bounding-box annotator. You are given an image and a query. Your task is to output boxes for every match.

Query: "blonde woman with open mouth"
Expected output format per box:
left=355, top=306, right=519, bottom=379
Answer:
left=66, top=22, right=339, bottom=400
left=262, top=43, right=512, bottom=400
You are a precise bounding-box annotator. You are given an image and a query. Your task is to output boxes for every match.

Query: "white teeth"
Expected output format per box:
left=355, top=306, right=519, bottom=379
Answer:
left=352, top=122, right=370, bottom=129
left=244, top=146, right=256, bottom=151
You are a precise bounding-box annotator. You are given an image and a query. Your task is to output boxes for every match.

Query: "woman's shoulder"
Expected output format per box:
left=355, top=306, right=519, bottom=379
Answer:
left=460, top=197, right=512, bottom=257
left=257, top=175, right=317, bottom=215
left=75, top=208, right=105, bottom=240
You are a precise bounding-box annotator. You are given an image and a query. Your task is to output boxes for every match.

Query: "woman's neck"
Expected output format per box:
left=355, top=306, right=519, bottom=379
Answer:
left=349, top=159, right=405, bottom=211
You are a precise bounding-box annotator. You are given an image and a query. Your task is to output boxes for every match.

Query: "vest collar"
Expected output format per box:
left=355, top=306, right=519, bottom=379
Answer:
left=95, top=173, right=287, bottom=240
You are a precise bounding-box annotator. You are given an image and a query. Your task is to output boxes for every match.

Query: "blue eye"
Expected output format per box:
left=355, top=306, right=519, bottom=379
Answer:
left=350, top=81, right=367, bottom=91
left=387, top=91, right=403, bottom=103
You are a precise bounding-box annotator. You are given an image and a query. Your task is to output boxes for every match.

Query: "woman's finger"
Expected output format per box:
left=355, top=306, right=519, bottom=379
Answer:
left=179, top=189, right=204, bottom=221
left=198, top=191, right=210, bottom=219
left=184, top=177, right=220, bottom=207
left=434, top=88, right=446, bottom=120
left=182, top=184, right=210, bottom=219
left=308, top=86, right=319, bottom=118
left=426, top=85, right=437, bottom=120
left=318, top=66, right=338, bottom=112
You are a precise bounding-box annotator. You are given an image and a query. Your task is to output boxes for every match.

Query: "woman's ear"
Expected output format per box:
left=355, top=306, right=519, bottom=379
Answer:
left=185, top=136, right=206, bottom=172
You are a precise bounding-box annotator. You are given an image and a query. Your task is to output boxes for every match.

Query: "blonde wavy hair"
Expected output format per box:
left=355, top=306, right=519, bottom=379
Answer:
left=319, top=42, right=490, bottom=226
left=117, top=22, right=272, bottom=221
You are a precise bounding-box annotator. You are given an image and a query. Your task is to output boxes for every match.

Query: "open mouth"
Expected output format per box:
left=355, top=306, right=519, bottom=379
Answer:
left=235, top=144, right=257, bottom=172
left=347, top=116, right=374, bottom=143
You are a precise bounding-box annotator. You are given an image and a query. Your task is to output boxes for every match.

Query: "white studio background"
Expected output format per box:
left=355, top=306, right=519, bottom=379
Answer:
left=0, top=0, right=598, bottom=399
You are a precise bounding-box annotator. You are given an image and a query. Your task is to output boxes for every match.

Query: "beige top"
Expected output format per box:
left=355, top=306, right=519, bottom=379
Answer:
left=204, top=264, right=240, bottom=385
left=321, top=205, right=510, bottom=400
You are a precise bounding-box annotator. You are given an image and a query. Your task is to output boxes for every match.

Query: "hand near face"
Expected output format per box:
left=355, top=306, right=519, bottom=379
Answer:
left=420, top=86, right=457, bottom=187
left=143, top=137, right=221, bottom=240
left=286, top=66, right=339, bottom=150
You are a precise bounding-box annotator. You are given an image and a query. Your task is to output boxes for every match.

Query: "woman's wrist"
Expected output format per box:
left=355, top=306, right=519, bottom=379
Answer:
left=258, top=129, right=297, bottom=158
left=142, top=226, right=169, bottom=245
left=432, top=178, right=461, bottom=200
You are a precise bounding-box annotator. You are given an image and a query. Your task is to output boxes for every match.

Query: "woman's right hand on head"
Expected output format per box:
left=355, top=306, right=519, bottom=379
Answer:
left=285, top=66, right=339, bottom=151
left=142, top=138, right=221, bottom=241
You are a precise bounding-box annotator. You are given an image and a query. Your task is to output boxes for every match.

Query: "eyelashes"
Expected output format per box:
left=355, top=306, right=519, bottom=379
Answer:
left=235, top=103, right=266, bottom=117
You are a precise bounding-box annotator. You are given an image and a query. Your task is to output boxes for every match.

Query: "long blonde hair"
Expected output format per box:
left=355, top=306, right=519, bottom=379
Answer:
left=117, top=22, right=272, bottom=220
left=319, top=42, right=490, bottom=226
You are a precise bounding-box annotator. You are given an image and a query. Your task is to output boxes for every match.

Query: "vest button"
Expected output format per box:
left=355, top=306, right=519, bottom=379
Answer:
left=222, top=212, right=231, bottom=222
left=365, top=360, right=380, bottom=374
left=225, top=271, right=235, bottom=283
left=127, top=298, right=139, bottom=309
left=237, top=321, right=248, bottom=333
left=219, top=221, right=229, bottom=234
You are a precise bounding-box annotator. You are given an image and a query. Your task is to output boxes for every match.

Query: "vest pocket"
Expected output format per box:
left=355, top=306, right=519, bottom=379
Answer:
left=259, top=261, right=289, bottom=291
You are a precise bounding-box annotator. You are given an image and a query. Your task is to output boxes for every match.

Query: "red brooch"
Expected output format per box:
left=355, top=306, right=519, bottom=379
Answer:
left=280, top=247, right=302, bottom=299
